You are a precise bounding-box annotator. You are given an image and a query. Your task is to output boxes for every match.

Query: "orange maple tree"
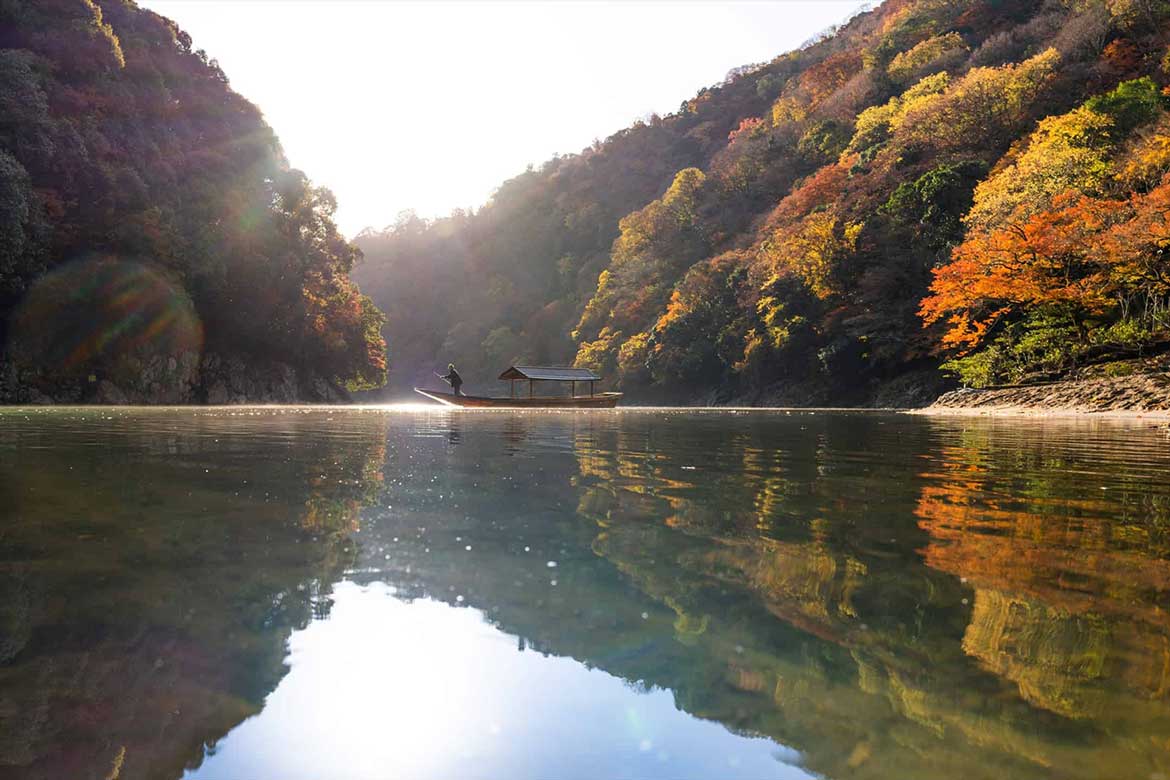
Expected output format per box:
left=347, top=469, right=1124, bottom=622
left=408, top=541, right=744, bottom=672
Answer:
left=1101, top=177, right=1170, bottom=293
left=920, top=192, right=1120, bottom=348
left=923, top=171, right=1170, bottom=349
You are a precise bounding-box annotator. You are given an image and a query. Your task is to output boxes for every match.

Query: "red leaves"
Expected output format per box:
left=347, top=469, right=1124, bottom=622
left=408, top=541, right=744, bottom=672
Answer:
left=1101, top=39, right=1143, bottom=77
left=799, top=51, right=864, bottom=108
left=922, top=178, right=1170, bottom=350
left=766, top=163, right=850, bottom=227
left=728, top=117, right=764, bottom=143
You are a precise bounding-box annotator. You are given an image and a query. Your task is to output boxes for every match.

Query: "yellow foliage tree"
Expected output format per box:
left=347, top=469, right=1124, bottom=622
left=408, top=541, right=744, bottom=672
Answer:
left=847, top=72, right=951, bottom=154
left=887, top=32, right=967, bottom=84
left=1118, top=113, right=1170, bottom=190
left=965, top=105, right=1116, bottom=230
left=574, top=168, right=707, bottom=343
left=761, top=212, right=862, bottom=299
left=898, top=49, right=1061, bottom=151
left=771, top=96, right=808, bottom=126
left=617, top=332, right=653, bottom=381
left=573, top=326, right=624, bottom=376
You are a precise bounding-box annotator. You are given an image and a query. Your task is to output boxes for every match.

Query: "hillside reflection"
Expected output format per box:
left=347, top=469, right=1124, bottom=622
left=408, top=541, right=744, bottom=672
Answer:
left=566, top=415, right=1170, bottom=779
left=0, top=410, right=387, bottom=780
left=915, top=422, right=1170, bottom=768
left=3, top=411, right=1170, bottom=780
left=337, top=412, right=1170, bottom=780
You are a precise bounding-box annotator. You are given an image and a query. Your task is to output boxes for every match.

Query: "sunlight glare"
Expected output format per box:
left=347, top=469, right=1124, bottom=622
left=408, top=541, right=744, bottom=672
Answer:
left=137, top=1, right=868, bottom=236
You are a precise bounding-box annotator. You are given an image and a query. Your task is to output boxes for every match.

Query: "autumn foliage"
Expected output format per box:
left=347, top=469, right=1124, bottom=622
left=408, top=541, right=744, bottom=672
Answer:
left=0, top=0, right=387, bottom=396
left=921, top=193, right=1116, bottom=348
left=351, top=0, right=1170, bottom=400
left=922, top=74, right=1170, bottom=383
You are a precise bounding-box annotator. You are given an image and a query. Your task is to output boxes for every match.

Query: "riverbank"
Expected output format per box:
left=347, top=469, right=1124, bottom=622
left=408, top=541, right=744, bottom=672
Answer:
left=0, top=350, right=351, bottom=406
left=919, top=365, right=1170, bottom=419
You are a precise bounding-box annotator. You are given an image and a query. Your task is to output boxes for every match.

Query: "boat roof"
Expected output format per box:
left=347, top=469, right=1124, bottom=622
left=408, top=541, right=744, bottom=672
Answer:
left=498, top=365, right=601, bottom=382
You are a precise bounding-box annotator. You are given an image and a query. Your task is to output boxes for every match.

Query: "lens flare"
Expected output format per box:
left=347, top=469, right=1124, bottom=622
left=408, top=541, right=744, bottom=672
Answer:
left=8, top=255, right=203, bottom=378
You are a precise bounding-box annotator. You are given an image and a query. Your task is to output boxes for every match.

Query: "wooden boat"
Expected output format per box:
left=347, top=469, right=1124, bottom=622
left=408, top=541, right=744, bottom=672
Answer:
left=413, top=388, right=623, bottom=408
left=414, top=365, right=622, bottom=408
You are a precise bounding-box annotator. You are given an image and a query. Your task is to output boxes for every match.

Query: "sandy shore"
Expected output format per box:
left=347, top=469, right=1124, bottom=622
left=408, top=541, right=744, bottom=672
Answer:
left=917, top=370, right=1170, bottom=419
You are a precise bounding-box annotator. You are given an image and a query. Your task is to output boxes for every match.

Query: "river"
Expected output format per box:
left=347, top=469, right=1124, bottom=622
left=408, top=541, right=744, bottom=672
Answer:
left=1, top=407, right=1169, bottom=779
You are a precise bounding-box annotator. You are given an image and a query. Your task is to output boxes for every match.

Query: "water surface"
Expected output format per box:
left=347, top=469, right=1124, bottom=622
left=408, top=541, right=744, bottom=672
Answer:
left=2, top=407, right=1169, bottom=780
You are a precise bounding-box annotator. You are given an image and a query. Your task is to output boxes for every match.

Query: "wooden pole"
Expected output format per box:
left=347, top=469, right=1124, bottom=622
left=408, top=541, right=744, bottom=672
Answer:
left=529, top=379, right=533, bottom=399
left=590, top=380, right=594, bottom=397
left=571, top=380, right=576, bottom=398
left=511, top=379, right=515, bottom=399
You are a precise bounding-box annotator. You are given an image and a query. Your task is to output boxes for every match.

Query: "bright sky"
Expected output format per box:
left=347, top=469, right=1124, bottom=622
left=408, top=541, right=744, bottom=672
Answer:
left=139, top=1, right=870, bottom=237
left=185, top=583, right=810, bottom=780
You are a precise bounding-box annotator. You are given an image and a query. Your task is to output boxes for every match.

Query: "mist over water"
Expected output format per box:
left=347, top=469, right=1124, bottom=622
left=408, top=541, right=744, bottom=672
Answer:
left=2, top=407, right=1170, bottom=779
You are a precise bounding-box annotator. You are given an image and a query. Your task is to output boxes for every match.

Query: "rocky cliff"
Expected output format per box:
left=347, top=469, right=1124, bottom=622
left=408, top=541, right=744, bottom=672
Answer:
left=0, top=351, right=349, bottom=405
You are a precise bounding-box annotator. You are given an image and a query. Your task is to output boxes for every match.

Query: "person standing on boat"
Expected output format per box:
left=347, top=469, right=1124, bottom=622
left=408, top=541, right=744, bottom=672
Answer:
left=439, top=363, right=463, bottom=396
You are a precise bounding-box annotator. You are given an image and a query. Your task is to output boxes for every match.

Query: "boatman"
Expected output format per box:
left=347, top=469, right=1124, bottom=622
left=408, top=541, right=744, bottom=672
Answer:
left=439, top=363, right=463, bottom=396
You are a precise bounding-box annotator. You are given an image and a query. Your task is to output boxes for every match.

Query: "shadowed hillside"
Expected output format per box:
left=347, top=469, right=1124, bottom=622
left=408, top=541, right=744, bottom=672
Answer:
left=0, top=0, right=386, bottom=404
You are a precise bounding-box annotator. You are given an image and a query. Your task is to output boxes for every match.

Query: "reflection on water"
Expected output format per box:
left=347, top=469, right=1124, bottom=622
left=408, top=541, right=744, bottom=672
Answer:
left=2, top=408, right=1170, bottom=779
left=188, top=583, right=801, bottom=780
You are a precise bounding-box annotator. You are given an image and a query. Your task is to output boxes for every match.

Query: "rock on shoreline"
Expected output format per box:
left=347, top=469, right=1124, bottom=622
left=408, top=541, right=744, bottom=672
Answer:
left=925, top=371, right=1170, bottom=416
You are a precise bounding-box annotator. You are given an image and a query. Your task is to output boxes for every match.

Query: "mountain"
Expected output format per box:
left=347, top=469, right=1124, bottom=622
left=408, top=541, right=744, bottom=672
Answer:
left=353, top=0, right=1170, bottom=405
left=0, top=0, right=386, bottom=404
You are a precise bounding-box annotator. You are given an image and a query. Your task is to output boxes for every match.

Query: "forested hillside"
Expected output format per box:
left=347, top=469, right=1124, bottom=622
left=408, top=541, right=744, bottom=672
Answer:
left=0, top=0, right=386, bottom=403
left=354, top=0, right=1170, bottom=404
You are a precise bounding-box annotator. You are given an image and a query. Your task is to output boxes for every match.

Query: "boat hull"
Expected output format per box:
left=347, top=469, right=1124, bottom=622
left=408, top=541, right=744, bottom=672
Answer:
left=414, top=388, right=622, bottom=408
